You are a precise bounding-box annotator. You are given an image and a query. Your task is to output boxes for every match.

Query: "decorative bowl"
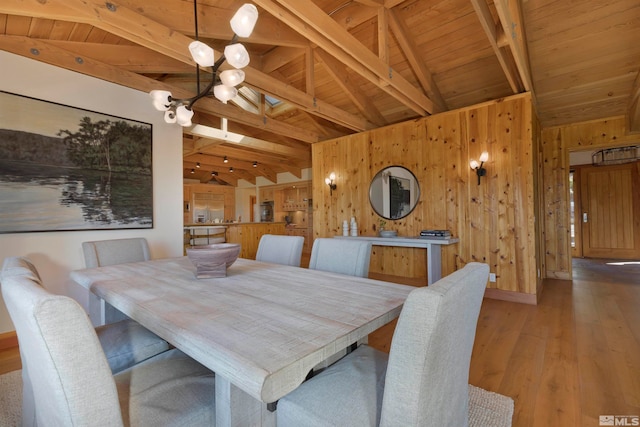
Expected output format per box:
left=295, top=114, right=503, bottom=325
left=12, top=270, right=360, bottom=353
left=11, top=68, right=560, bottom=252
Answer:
left=379, top=230, right=398, bottom=238
left=186, top=243, right=241, bottom=278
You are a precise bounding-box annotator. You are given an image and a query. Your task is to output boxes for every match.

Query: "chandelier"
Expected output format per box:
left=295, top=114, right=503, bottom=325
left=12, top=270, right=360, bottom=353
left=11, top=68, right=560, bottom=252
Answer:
left=149, top=2, right=258, bottom=127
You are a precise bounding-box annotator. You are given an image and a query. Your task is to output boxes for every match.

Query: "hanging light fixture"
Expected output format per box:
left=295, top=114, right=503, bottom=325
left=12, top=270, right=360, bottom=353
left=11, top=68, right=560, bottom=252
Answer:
left=149, top=2, right=258, bottom=127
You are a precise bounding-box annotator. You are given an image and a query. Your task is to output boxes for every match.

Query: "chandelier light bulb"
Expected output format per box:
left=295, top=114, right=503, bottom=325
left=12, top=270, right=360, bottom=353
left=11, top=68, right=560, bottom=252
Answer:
left=188, top=41, right=215, bottom=67
left=175, top=105, right=194, bottom=127
left=219, top=69, right=245, bottom=87
left=214, top=85, right=238, bottom=104
left=230, top=4, right=259, bottom=38
left=224, top=43, right=250, bottom=69
left=150, top=90, right=172, bottom=111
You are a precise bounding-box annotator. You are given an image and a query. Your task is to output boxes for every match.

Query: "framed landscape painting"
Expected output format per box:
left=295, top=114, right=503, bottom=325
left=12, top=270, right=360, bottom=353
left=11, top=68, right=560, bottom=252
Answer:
left=0, top=91, right=153, bottom=233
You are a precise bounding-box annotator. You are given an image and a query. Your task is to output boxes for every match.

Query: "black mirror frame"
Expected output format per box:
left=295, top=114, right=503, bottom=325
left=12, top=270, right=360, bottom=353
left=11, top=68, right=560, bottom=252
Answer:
left=369, top=165, right=420, bottom=220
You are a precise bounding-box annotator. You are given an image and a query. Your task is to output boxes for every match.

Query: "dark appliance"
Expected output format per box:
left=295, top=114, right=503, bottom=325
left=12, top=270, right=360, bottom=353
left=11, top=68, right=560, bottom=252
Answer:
left=260, top=201, right=274, bottom=222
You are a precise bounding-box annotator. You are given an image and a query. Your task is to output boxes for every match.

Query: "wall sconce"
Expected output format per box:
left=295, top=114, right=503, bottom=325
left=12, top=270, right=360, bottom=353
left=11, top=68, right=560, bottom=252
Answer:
left=469, top=151, right=489, bottom=185
left=325, top=172, right=337, bottom=195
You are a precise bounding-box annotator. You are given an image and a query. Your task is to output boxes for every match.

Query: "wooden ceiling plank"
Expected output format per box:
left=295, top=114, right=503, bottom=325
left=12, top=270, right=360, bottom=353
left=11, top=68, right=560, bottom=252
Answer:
left=44, top=40, right=192, bottom=73
left=493, top=0, right=534, bottom=93
left=255, top=0, right=434, bottom=115
left=315, top=49, right=387, bottom=126
left=387, top=9, right=447, bottom=111
left=261, top=46, right=305, bottom=74
left=469, top=0, right=524, bottom=93
left=0, top=0, right=86, bottom=22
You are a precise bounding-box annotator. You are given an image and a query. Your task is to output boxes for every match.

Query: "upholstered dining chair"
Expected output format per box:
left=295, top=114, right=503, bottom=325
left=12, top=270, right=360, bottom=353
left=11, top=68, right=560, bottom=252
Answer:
left=255, top=234, right=305, bottom=267
left=82, top=237, right=152, bottom=324
left=277, top=262, right=490, bottom=427
left=308, top=238, right=372, bottom=277
left=1, top=257, right=216, bottom=427
left=1, top=257, right=171, bottom=426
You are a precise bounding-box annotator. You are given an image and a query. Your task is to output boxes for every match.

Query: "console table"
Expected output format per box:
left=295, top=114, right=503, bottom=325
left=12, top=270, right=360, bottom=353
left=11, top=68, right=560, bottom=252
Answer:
left=334, top=235, right=459, bottom=285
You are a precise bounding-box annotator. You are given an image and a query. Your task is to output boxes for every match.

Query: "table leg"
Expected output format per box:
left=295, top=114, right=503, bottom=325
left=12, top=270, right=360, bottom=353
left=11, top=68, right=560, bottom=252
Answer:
left=215, top=375, right=276, bottom=427
left=426, top=244, right=442, bottom=285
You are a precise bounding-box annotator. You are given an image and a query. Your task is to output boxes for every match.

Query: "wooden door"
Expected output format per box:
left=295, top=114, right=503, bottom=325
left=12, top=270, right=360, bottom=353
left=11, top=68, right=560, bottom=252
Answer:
left=580, top=162, right=640, bottom=259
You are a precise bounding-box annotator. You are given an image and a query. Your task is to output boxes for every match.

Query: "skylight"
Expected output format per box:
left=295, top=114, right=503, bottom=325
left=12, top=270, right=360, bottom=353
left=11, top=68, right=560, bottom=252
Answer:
left=265, top=95, right=282, bottom=107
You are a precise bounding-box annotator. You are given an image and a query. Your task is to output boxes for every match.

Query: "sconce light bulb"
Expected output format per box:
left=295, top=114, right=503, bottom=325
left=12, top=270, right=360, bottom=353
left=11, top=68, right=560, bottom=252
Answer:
left=479, top=151, right=489, bottom=163
left=329, top=172, right=336, bottom=181
left=469, top=160, right=479, bottom=170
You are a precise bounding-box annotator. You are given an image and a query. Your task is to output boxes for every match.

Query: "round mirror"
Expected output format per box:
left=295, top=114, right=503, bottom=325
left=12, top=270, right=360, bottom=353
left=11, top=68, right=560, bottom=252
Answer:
left=369, top=166, right=420, bottom=220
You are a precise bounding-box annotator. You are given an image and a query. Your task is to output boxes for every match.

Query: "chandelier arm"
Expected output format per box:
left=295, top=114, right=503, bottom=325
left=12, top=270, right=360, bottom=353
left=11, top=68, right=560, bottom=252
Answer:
left=186, top=34, right=239, bottom=110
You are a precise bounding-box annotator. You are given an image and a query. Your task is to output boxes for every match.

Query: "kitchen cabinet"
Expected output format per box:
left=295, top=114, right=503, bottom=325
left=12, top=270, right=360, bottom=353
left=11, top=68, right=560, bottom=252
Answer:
left=258, top=181, right=313, bottom=253
left=261, top=187, right=274, bottom=202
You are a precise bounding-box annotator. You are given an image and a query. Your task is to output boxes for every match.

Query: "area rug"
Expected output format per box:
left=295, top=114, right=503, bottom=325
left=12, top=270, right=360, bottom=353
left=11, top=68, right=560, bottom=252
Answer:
left=0, top=369, right=21, bottom=427
left=469, top=384, right=514, bottom=427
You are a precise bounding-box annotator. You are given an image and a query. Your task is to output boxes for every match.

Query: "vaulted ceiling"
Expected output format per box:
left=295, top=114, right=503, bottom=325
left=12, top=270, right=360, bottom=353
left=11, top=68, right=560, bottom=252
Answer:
left=2, top=0, right=639, bottom=185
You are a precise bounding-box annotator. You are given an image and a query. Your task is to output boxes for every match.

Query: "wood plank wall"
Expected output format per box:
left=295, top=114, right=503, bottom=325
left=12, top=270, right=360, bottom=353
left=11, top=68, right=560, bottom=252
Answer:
left=541, top=115, right=639, bottom=279
left=312, top=93, right=541, bottom=301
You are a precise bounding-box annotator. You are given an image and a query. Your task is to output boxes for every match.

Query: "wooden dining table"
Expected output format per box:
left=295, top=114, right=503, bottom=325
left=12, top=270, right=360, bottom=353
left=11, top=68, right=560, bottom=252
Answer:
left=70, top=256, right=415, bottom=427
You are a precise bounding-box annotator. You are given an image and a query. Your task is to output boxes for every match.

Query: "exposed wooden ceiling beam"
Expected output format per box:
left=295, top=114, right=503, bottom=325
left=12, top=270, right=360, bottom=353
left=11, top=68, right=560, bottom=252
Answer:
left=387, top=9, right=446, bottom=112
left=43, top=40, right=192, bottom=74
left=470, top=0, right=524, bottom=93
left=493, top=0, right=534, bottom=93
left=315, top=49, right=387, bottom=126
left=254, top=0, right=435, bottom=116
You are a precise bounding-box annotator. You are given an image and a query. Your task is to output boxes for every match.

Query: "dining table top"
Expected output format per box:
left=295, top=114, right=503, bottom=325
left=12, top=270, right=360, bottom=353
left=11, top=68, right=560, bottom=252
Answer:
left=71, top=256, right=415, bottom=404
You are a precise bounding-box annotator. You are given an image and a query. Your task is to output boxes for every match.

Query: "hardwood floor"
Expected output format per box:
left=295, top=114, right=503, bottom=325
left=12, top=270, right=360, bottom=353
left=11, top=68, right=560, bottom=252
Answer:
left=2, top=258, right=638, bottom=427
left=469, top=258, right=640, bottom=427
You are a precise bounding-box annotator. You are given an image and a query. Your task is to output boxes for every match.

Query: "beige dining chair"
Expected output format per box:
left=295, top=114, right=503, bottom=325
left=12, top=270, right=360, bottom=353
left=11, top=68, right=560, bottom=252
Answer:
left=1, top=257, right=216, bottom=427
left=255, top=234, right=305, bottom=267
left=277, top=263, right=491, bottom=427
left=308, top=238, right=372, bottom=277
left=82, top=237, right=152, bottom=324
left=1, top=257, right=171, bottom=426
